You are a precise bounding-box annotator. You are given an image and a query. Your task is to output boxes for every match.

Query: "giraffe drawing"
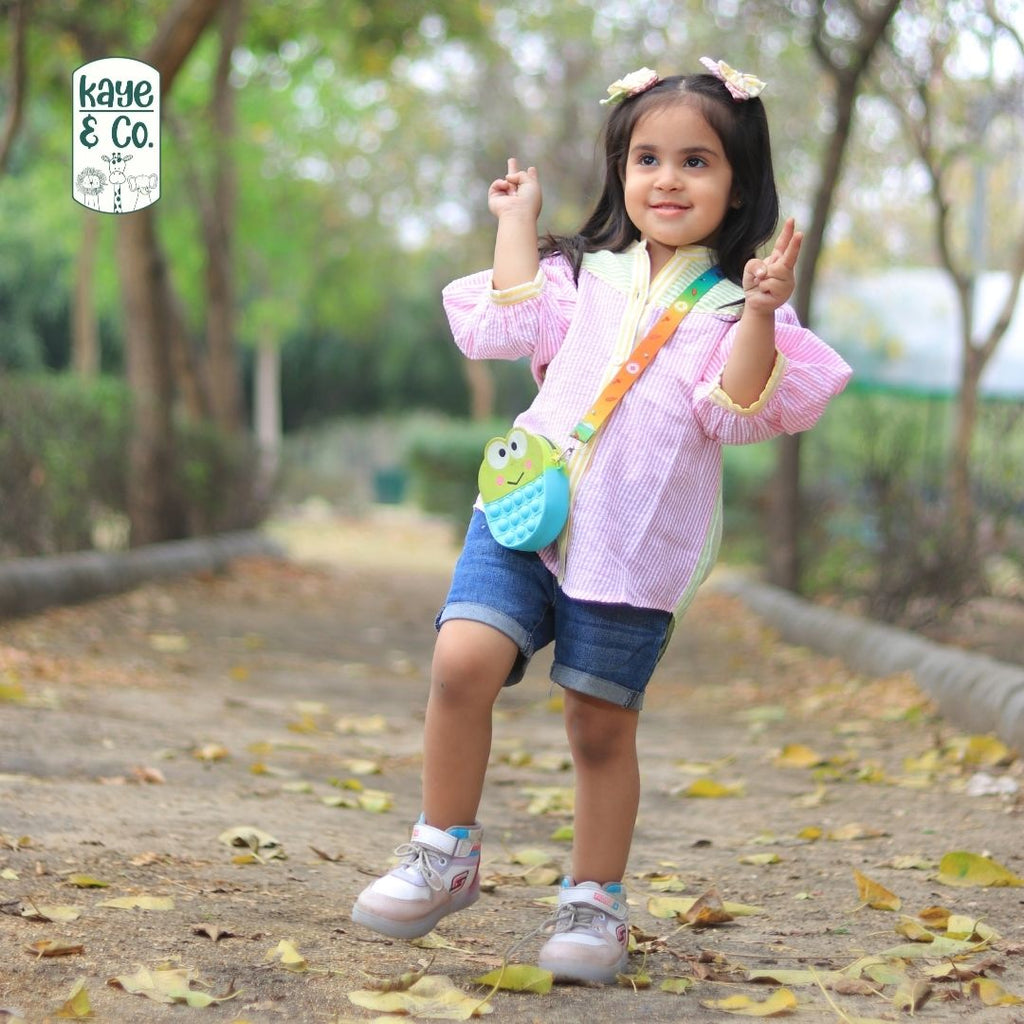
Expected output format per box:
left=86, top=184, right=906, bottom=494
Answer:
left=101, top=153, right=134, bottom=213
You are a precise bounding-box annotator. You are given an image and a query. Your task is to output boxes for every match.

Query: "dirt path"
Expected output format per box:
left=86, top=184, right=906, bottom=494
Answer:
left=1, top=511, right=1022, bottom=1023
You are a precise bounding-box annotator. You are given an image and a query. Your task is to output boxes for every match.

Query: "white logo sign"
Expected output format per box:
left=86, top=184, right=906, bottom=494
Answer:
left=72, top=57, right=160, bottom=214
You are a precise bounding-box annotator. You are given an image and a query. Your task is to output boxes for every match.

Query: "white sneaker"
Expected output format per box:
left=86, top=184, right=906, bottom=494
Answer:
left=351, top=822, right=482, bottom=940
left=537, top=879, right=629, bottom=984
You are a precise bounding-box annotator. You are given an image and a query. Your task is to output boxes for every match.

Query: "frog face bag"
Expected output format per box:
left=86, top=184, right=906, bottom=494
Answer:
left=477, top=429, right=569, bottom=551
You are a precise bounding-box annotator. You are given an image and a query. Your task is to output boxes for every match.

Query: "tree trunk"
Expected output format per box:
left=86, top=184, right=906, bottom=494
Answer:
left=767, top=76, right=858, bottom=593
left=950, top=341, right=982, bottom=553
left=768, top=0, right=902, bottom=593
left=463, top=360, right=495, bottom=421
left=72, top=212, right=101, bottom=376
left=117, top=210, right=189, bottom=545
left=254, top=336, right=281, bottom=501
left=0, top=0, right=28, bottom=174
left=115, top=0, right=224, bottom=544
left=203, top=0, right=244, bottom=432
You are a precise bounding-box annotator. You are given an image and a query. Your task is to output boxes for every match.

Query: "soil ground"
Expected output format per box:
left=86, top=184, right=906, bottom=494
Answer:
left=1, top=509, right=1023, bottom=1024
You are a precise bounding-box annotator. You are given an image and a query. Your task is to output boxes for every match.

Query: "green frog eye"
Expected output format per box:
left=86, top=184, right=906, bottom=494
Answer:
left=485, top=439, right=511, bottom=470
left=507, top=429, right=528, bottom=457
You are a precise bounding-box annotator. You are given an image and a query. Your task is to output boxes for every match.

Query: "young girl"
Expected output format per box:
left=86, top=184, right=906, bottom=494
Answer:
left=352, top=59, right=851, bottom=983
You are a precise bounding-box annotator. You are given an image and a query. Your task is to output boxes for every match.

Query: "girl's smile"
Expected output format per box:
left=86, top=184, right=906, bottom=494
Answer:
left=623, top=102, right=735, bottom=277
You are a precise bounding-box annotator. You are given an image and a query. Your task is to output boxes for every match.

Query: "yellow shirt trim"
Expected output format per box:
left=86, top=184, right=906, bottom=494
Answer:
left=710, top=352, right=788, bottom=415
left=490, top=268, right=545, bottom=306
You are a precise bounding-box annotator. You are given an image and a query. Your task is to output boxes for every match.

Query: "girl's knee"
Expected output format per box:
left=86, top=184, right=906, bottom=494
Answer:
left=564, top=692, right=638, bottom=766
left=431, top=620, right=517, bottom=703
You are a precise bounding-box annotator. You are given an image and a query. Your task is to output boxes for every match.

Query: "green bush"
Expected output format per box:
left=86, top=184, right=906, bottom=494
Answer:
left=0, top=375, right=131, bottom=555
left=176, top=419, right=268, bottom=536
left=402, top=415, right=509, bottom=530
left=0, top=373, right=265, bottom=556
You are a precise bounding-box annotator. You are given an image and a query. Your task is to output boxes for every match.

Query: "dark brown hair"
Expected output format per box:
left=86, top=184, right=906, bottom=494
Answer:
left=541, top=73, right=779, bottom=287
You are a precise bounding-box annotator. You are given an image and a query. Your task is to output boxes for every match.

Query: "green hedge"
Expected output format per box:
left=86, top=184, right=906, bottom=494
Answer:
left=402, top=415, right=509, bottom=530
left=0, top=374, right=265, bottom=556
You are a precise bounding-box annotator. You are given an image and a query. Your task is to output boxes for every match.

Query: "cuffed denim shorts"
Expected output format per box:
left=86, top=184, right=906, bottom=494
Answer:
left=435, top=510, right=673, bottom=710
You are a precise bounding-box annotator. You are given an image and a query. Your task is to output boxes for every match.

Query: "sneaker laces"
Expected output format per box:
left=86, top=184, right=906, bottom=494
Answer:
left=391, top=840, right=447, bottom=891
left=503, top=899, right=603, bottom=964
left=545, top=900, right=604, bottom=934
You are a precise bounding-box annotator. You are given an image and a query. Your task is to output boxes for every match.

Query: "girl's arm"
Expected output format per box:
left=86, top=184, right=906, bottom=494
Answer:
left=489, top=158, right=542, bottom=290
left=719, top=219, right=802, bottom=408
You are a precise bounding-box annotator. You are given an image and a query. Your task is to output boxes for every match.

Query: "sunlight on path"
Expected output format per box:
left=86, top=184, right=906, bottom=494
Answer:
left=266, top=505, right=462, bottom=575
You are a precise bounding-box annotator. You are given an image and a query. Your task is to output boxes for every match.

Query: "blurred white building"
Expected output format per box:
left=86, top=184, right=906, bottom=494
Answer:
left=816, top=270, right=1024, bottom=398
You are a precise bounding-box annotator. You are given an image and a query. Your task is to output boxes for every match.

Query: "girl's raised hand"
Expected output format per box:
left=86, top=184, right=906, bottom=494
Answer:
left=488, top=158, right=542, bottom=222
left=742, top=218, right=803, bottom=314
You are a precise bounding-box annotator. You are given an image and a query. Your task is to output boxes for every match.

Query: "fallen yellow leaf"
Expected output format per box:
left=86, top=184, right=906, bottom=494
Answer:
left=149, top=632, right=190, bottom=653
left=53, top=978, right=92, bottom=1019
left=108, top=966, right=238, bottom=1007
left=775, top=743, right=825, bottom=768
left=970, top=978, right=1024, bottom=1005
left=66, top=874, right=109, bottom=888
left=473, top=965, right=553, bottom=993
left=881, top=935, right=985, bottom=959
left=682, top=888, right=734, bottom=927
left=892, top=978, right=932, bottom=1012
left=918, top=905, right=950, bottom=929
left=349, top=974, right=494, bottom=1017
left=334, top=714, right=388, bottom=735
left=21, top=903, right=82, bottom=923
left=648, top=894, right=763, bottom=919
left=661, top=977, right=695, bottom=993
left=955, top=734, right=1015, bottom=767
left=937, top=850, right=1024, bottom=887
left=356, top=788, right=394, bottom=813
left=740, top=853, right=781, bottom=866
left=267, top=939, right=307, bottom=972
left=683, top=777, right=745, bottom=798
left=218, top=826, right=284, bottom=859
left=894, top=915, right=933, bottom=942
left=853, top=869, right=901, bottom=911
left=26, top=940, right=84, bottom=958
left=946, top=915, right=1000, bottom=942
left=97, top=895, right=174, bottom=911
left=701, top=988, right=797, bottom=1016
left=510, top=848, right=556, bottom=867
left=522, top=786, right=574, bottom=815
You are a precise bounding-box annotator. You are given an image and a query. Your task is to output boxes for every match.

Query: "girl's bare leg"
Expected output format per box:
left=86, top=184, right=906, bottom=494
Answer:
left=421, top=618, right=518, bottom=828
left=563, top=689, right=640, bottom=883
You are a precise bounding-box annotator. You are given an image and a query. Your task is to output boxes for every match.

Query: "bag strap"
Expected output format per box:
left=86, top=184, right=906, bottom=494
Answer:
left=570, top=265, right=724, bottom=443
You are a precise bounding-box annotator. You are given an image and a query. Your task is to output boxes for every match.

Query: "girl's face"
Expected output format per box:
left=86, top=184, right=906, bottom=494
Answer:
left=623, top=101, right=735, bottom=277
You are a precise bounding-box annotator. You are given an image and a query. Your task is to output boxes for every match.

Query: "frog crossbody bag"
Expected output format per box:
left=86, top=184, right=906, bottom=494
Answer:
left=477, top=265, right=725, bottom=551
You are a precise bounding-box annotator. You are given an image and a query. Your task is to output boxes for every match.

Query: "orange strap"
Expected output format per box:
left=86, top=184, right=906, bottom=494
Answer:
left=571, top=265, right=724, bottom=443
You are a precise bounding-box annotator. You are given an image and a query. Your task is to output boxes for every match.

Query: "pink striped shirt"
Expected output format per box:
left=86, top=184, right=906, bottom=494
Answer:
left=442, top=242, right=852, bottom=614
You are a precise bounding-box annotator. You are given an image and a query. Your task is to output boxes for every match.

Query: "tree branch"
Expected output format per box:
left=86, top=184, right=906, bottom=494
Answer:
left=144, top=0, right=224, bottom=93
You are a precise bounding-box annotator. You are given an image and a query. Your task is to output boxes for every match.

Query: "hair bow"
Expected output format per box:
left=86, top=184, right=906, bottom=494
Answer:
left=600, top=67, right=659, bottom=105
left=699, top=57, right=766, bottom=101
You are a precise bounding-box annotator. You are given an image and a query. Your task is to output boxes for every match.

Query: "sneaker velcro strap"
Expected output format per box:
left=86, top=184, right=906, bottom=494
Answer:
left=410, top=823, right=481, bottom=858
left=560, top=885, right=627, bottom=920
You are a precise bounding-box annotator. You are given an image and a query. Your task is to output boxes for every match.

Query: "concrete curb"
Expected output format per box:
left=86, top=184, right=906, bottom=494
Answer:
left=712, top=572, right=1024, bottom=752
left=0, top=531, right=283, bottom=620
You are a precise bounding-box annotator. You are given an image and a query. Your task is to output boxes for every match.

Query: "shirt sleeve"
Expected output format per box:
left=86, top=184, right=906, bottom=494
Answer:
left=441, top=255, right=578, bottom=385
left=692, top=304, right=853, bottom=445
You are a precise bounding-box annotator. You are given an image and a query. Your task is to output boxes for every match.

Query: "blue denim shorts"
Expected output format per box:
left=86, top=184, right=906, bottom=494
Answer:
left=435, top=510, right=673, bottom=710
